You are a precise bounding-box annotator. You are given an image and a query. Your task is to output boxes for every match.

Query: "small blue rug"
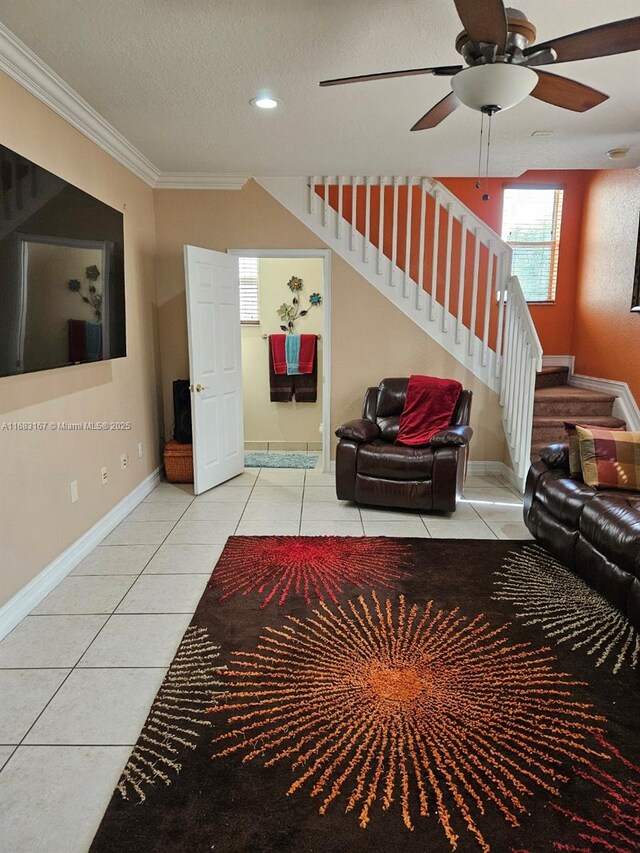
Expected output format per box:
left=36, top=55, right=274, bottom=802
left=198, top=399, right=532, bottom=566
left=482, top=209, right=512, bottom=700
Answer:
left=245, top=451, right=319, bottom=469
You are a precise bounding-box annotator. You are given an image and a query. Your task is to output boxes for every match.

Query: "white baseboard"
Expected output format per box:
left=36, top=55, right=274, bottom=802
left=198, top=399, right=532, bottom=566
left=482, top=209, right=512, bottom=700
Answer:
left=570, top=374, right=640, bottom=431
left=0, top=466, right=162, bottom=641
left=541, top=355, right=575, bottom=377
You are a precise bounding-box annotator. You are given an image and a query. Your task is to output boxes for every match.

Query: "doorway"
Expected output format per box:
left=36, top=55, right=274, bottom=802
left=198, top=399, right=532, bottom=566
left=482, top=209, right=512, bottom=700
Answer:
left=228, top=249, right=331, bottom=473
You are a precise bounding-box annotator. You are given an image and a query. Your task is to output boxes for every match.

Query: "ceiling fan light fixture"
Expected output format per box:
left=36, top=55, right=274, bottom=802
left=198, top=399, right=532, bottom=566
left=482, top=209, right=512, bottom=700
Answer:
left=451, top=63, right=537, bottom=112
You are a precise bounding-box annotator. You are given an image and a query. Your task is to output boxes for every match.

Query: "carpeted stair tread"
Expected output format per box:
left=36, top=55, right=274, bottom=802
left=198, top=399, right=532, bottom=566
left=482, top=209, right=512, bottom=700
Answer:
left=532, top=415, right=626, bottom=428
left=534, top=386, right=616, bottom=402
left=535, top=366, right=570, bottom=389
left=534, top=385, right=616, bottom=418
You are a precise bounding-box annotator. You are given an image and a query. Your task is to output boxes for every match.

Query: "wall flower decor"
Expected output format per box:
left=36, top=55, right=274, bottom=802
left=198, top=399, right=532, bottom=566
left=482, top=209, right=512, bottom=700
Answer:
left=68, top=265, right=103, bottom=321
left=276, top=276, right=322, bottom=333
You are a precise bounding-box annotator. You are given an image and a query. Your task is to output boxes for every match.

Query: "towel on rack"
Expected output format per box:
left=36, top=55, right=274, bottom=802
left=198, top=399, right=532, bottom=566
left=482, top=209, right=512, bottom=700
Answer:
left=285, top=334, right=301, bottom=375
left=293, top=337, right=318, bottom=402
left=269, top=334, right=287, bottom=375
left=269, top=336, right=294, bottom=402
left=298, top=334, right=316, bottom=374
left=68, top=319, right=102, bottom=363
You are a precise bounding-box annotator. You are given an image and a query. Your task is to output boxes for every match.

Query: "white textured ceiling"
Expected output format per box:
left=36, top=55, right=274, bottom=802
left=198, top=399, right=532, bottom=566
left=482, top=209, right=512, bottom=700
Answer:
left=1, top=0, right=639, bottom=176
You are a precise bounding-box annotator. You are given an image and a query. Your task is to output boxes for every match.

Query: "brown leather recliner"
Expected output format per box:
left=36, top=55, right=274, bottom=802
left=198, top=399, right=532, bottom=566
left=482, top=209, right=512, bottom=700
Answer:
left=335, top=378, right=473, bottom=512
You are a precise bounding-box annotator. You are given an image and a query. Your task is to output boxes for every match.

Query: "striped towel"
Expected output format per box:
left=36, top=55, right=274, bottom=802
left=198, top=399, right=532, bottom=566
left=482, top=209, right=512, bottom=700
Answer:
left=285, top=334, right=301, bottom=375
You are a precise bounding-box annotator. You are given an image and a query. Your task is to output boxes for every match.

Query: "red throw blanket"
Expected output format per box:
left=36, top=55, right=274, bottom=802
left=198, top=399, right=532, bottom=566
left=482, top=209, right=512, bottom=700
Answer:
left=396, top=375, right=462, bottom=446
left=269, top=334, right=287, bottom=376
left=298, top=334, right=316, bottom=374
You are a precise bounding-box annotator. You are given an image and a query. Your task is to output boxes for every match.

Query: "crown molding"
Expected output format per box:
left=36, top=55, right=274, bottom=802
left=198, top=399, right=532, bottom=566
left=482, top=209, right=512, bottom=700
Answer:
left=155, top=173, right=249, bottom=190
left=0, top=22, right=160, bottom=186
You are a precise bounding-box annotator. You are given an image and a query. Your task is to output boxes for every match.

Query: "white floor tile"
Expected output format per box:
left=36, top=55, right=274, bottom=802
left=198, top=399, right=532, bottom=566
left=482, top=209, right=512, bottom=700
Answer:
left=193, top=485, right=253, bottom=502
left=255, top=468, right=305, bottom=485
left=71, top=545, right=156, bottom=576
left=164, top=520, right=236, bottom=545
left=0, top=746, right=15, bottom=770
left=77, top=614, right=192, bottom=668
left=223, top=471, right=258, bottom=486
left=360, top=508, right=422, bottom=522
left=301, top=503, right=361, bottom=521
left=422, top=503, right=481, bottom=522
left=115, top=574, right=209, bottom=614
left=303, top=486, right=340, bottom=502
left=424, top=520, right=497, bottom=539
left=462, top=487, right=523, bottom=501
left=24, top=668, right=166, bottom=745
left=143, top=482, right=194, bottom=503
left=465, top=474, right=508, bottom=488
left=304, top=471, right=336, bottom=487
left=363, top=521, right=430, bottom=537
left=31, top=576, right=134, bottom=615
left=0, top=670, right=70, bottom=744
left=126, top=502, right=187, bottom=522
left=0, top=616, right=107, bottom=669
left=235, top=522, right=301, bottom=536
left=300, top=521, right=364, bottom=536
left=241, top=501, right=302, bottom=521
left=142, top=543, right=224, bottom=574
left=247, top=485, right=304, bottom=502
left=487, top=522, right=535, bottom=540
left=181, top=502, right=245, bottom=522
left=469, top=503, right=526, bottom=522
left=0, top=745, right=132, bottom=853
left=101, top=521, right=174, bottom=546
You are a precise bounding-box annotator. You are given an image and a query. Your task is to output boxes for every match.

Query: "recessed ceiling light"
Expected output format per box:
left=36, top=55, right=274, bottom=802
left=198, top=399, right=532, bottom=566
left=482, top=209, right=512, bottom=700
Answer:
left=606, top=148, right=629, bottom=160
left=250, top=96, right=280, bottom=109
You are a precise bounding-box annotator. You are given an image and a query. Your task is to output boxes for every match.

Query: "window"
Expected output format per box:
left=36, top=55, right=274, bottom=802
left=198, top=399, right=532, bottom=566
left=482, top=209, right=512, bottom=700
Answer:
left=239, top=257, right=260, bottom=323
left=501, top=187, right=564, bottom=302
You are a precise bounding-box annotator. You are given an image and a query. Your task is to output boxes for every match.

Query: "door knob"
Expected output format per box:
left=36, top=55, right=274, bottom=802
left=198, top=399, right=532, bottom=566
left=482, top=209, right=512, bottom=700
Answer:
left=195, top=383, right=208, bottom=392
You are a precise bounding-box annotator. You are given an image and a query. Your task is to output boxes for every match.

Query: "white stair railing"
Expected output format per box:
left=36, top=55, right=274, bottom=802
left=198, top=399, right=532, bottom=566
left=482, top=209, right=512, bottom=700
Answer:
left=257, top=175, right=543, bottom=490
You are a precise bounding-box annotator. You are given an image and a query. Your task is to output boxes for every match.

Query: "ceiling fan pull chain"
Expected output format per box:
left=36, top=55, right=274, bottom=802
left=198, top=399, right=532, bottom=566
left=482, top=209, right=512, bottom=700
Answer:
left=476, top=111, right=485, bottom=191
left=483, top=113, right=493, bottom=201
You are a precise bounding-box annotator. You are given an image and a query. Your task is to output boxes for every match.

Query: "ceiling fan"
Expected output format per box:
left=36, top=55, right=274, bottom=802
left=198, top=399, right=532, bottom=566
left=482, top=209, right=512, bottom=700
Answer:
left=319, top=0, right=640, bottom=130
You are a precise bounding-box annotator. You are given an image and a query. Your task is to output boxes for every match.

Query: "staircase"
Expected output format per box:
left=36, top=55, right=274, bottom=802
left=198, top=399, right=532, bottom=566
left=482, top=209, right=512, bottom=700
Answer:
left=0, top=147, right=65, bottom=240
left=531, top=366, right=626, bottom=458
left=258, top=175, right=542, bottom=490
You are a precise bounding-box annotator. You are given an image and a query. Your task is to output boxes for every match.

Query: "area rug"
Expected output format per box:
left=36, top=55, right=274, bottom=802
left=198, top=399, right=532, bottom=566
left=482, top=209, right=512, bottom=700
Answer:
left=245, top=451, right=319, bottom=469
left=90, top=538, right=639, bottom=853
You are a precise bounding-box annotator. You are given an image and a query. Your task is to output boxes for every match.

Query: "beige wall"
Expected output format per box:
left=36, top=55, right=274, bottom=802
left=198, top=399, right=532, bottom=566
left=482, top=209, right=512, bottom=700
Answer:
left=242, top=257, right=323, bottom=444
left=0, top=72, right=161, bottom=607
left=153, top=180, right=505, bottom=462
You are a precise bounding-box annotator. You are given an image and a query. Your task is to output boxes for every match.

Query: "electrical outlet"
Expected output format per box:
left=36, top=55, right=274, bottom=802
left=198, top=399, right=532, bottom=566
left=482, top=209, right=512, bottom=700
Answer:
left=120, top=453, right=129, bottom=470
left=101, top=466, right=108, bottom=485
left=137, top=441, right=143, bottom=459
left=70, top=480, right=79, bottom=503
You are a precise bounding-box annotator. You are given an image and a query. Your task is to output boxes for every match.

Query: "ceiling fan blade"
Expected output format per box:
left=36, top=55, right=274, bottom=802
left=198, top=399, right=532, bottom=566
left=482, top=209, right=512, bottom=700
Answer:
left=453, top=0, right=508, bottom=52
left=524, top=16, right=640, bottom=65
left=411, top=92, right=460, bottom=131
left=531, top=70, right=609, bottom=112
left=319, top=65, right=462, bottom=87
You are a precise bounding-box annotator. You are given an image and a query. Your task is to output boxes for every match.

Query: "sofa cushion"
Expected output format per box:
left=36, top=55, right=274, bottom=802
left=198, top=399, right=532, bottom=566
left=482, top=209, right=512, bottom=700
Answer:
left=576, top=426, right=640, bottom=491
left=564, top=422, right=625, bottom=478
left=376, top=378, right=408, bottom=418
left=579, top=494, right=640, bottom=578
left=357, top=440, right=434, bottom=481
left=536, top=471, right=598, bottom=526
left=377, top=416, right=400, bottom=443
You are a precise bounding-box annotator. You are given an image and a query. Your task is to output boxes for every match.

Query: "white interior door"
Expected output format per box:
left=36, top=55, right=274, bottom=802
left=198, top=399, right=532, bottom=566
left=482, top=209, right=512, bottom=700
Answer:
left=184, top=245, right=244, bottom=495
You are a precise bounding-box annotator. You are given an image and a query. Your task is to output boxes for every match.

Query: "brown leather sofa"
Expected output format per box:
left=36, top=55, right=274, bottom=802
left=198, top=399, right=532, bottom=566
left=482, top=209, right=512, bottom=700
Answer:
left=524, top=443, right=640, bottom=630
left=335, top=378, right=472, bottom=513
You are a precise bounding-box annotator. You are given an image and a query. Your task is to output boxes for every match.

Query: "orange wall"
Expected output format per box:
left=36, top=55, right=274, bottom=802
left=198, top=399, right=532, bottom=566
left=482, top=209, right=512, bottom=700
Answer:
left=572, top=169, right=640, bottom=401
left=438, top=171, right=589, bottom=355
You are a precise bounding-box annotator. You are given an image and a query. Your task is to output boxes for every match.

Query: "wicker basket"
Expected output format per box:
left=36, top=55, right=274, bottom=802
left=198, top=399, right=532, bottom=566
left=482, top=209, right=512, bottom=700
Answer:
left=163, top=440, right=193, bottom=483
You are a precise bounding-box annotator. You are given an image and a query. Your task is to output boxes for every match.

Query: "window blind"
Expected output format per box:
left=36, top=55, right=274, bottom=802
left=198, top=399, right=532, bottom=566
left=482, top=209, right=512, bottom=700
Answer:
left=501, top=188, right=564, bottom=302
left=239, top=257, right=260, bottom=323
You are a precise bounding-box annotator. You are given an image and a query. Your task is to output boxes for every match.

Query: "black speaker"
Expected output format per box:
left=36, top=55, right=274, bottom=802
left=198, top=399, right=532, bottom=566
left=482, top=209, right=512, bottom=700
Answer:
left=173, top=379, right=192, bottom=444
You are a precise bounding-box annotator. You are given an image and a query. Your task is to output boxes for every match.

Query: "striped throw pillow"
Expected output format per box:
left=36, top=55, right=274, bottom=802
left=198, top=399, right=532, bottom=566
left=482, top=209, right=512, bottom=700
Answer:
left=576, top=426, right=640, bottom=491
left=564, top=421, right=625, bottom=478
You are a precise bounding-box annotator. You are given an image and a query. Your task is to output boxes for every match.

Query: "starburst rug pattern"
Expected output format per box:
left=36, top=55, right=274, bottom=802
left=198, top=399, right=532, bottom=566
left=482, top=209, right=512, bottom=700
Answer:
left=90, top=538, right=640, bottom=853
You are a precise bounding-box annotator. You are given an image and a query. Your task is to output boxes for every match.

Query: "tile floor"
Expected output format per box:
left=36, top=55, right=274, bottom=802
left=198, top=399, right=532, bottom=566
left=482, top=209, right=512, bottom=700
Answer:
left=0, top=466, right=531, bottom=852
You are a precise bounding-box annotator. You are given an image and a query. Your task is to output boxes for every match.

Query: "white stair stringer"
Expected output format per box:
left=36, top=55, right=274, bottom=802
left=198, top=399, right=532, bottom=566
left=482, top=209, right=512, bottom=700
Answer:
left=257, top=176, right=501, bottom=393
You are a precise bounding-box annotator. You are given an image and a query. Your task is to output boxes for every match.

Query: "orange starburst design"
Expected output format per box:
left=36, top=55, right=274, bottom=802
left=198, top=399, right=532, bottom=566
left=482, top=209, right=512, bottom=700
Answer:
left=209, top=592, right=604, bottom=851
left=210, top=536, right=411, bottom=607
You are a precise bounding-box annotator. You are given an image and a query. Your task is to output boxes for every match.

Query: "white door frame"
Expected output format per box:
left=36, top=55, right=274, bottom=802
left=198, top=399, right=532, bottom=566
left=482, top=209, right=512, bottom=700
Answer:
left=227, top=248, right=332, bottom=473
